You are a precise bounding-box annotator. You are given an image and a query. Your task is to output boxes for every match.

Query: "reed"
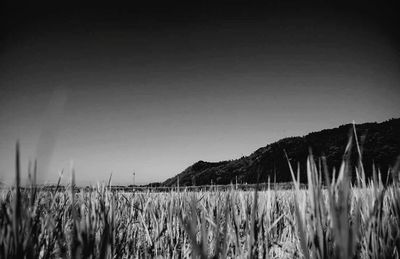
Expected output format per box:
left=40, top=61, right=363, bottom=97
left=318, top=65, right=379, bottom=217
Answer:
left=0, top=134, right=399, bottom=258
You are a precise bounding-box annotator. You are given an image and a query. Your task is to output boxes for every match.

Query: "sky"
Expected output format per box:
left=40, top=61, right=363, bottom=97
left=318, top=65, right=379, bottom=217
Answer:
left=1, top=1, right=400, bottom=186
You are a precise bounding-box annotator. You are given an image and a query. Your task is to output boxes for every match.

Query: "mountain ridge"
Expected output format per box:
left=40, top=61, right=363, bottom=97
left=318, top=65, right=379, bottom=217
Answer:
left=162, top=118, right=400, bottom=186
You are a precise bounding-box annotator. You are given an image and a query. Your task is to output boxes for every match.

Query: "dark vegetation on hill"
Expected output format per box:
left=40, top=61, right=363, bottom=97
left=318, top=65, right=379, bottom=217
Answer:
left=162, top=118, right=400, bottom=186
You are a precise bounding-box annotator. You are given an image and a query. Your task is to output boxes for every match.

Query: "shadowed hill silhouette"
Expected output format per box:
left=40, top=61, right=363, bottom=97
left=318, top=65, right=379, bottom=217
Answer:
left=162, top=118, right=400, bottom=186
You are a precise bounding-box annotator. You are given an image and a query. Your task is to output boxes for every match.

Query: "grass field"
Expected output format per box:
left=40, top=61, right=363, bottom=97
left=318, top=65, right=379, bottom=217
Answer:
left=1, top=134, right=400, bottom=258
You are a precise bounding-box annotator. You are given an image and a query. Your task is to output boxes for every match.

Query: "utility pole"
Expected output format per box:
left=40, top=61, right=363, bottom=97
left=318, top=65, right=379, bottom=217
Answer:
left=236, top=176, right=238, bottom=190
left=132, top=171, right=136, bottom=186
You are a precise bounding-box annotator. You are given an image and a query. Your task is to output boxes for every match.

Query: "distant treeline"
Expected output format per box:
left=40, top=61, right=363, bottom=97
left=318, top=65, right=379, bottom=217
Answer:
left=3, top=182, right=307, bottom=193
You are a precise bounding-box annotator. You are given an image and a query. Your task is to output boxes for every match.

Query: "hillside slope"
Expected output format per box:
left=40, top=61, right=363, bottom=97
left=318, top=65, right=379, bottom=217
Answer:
left=163, top=118, right=400, bottom=186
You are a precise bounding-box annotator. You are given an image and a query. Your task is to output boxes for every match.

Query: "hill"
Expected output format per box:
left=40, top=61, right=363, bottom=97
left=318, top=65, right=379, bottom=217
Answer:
left=162, top=118, right=400, bottom=186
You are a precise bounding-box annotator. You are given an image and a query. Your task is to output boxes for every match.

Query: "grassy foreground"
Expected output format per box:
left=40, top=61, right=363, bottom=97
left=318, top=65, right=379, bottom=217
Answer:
left=1, top=135, right=400, bottom=258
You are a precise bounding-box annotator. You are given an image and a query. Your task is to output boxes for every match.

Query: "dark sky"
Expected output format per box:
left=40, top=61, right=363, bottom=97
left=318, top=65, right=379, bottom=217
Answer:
left=1, top=1, right=399, bottom=186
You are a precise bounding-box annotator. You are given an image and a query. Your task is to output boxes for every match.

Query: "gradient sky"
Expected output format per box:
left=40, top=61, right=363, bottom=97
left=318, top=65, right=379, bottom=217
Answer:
left=1, top=2, right=400, bottom=186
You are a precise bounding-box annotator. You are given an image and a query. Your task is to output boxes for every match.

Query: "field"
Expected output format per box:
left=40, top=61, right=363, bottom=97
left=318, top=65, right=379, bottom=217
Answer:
left=1, top=137, right=400, bottom=258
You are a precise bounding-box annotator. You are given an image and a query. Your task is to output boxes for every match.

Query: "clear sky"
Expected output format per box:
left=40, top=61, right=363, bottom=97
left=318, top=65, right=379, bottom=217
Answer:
left=1, top=2, right=400, bottom=186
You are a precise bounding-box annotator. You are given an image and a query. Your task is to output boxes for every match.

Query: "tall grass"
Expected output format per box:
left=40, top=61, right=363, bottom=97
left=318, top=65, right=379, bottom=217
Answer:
left=0, top=134, right=399, bottom=258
